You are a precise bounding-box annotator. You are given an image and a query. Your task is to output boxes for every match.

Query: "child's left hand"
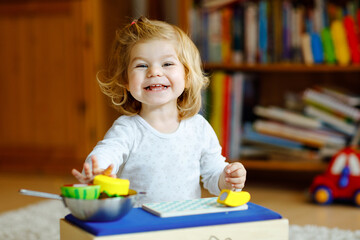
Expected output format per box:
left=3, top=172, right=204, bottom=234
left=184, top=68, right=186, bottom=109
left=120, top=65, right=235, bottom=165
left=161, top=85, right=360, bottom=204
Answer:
left=222, top=162, right=247, bottom=190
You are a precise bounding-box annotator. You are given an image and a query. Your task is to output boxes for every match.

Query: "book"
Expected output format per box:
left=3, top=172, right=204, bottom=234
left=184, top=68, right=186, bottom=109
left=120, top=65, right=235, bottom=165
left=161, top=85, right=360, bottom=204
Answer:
left=238, top=146, right=270, bottom=159
left=254, top=105, right=321, bottom=129
left=201, top=10, right=209, bottom=62
left=272, top=0, right=283, bottom=62
left=314, top=85, right=360, bottom=107
left=331, top=19, right=350, bottom=66
left=321, top=27, right=336, bottom=64
left=267, top=0, right=274, bottom=63
left=202, top=0, right=238, bottom=9
left=303, top=88, right=360, bottom=122
left=304, top=105, right=356, bottom=135
left=221, top=74, right=232, bottom=157
left=282, top=0, right=291, bottom=61
left=229, top=73, right=244, bottom=159
left=142, top=197, right=248, bottom=218
left=242, top=124, right=332, bottom=161
left=344, top=15, right=360, bottom=64
left=301, top=33, right=314, bottom=65
left=244, top=1, right=258, bottom=64
left=209, top=71, right=226, bottom=143
left=311, top=32, right=324, bottom=63
left=189, top=7, right=202, bottom=56
left=242, top=122, right=306, bottom=150
left=258, top=0, right=268, bottom=63
left=253, top=120, right=346, bottom=148
left=208, top=10, right=222, bottom=63
left=241, top=140, right=322, bottom=161
left=221, top=7, right=233, bottom=63
left=314, top=0, right=325, bottom=32
left=255, top=144, right=321, bottom=161
left=232, top=2, right=244, bottom=63
left=290, top=4, right=304, bottom=63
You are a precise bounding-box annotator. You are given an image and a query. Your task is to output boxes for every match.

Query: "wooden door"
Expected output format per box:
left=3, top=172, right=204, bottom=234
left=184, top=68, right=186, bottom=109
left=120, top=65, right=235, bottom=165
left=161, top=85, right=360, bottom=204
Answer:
left=0, top=1, right=89, bottom=173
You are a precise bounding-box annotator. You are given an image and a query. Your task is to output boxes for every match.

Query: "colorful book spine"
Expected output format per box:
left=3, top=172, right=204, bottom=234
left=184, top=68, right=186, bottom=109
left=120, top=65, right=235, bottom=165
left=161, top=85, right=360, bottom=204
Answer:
left=232, top=3, right=244, bottom=63
left=201, top=10, right=209, bottom=62
left=259, top=0, right=268, bottom=63
left=221, top=7, right=233, bottom=63
left=282, top=0, right=291, bottom=61
left=358, top=9, right=360, bottom=42
left=230, top=73, right=244, bottom=159
left=314, top=85, right=360, bottom=107
left=209, top=72, right=225, bottom=143
left=314, top=0, right=325, bottom=32
left=272, top=0, right=283, bottom=62
left=301, top=33, right=314, bottom=65
left=253, top=120, right=346, bottom=148
left=245, top=2, right=258, bottom=64
left=290, top=5, right=304, bottom=63
left=208, top=10, right=222, bottom=63
left=304, top=105, right=356, bottom=135
left=330, top=19, right=351, bottom=65
left=267, top=0, right=274, bottom=63
left=303, top=89, right=360, bottom=122
left=321, top=27, right=336, bottom=64
left=221, top=75, right=232, bottom=158
left=254, top=106, right=321, bottom=129
left=242, top=122, right=305, bottom=150
left=311, top=32, right=324, bottom=63
left=343, top=16, right=360, bottom=64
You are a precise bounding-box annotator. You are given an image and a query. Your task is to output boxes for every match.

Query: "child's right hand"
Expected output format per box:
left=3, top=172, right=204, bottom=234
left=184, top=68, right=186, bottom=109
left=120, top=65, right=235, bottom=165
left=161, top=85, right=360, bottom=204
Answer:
left=71, top=155, right=116, bottom=184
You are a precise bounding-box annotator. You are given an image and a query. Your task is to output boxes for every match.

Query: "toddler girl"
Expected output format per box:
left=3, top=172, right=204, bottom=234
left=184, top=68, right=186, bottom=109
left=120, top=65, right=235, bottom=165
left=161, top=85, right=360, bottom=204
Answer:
left=72, top=17, right=246, bottom=205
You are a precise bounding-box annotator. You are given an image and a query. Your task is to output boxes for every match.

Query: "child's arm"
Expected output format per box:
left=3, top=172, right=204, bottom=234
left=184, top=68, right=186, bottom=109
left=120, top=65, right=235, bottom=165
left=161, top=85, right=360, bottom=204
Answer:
left=71, top=155, right=116, bottom=184
left=218, top=162, right=247, bottom=190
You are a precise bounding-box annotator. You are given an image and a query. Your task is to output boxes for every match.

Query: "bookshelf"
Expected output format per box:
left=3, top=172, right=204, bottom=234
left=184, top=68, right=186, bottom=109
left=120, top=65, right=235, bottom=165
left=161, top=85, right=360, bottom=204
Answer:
left=179, top=0, right=360, bottom=172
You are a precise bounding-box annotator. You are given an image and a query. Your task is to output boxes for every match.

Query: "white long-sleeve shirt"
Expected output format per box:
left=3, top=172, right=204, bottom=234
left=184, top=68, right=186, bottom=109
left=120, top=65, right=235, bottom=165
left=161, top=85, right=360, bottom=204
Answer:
left=85, top=114, right=227, bottom=205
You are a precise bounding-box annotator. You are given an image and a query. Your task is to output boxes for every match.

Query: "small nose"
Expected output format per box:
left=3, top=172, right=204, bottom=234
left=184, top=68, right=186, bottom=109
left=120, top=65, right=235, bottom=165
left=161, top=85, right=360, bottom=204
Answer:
left=147, top=65, right=163, bottom=78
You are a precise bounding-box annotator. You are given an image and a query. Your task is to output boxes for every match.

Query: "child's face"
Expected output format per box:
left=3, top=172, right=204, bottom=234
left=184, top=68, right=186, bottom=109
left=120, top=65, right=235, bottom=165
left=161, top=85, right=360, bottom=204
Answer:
left=127, top=39, right=185, bottom=112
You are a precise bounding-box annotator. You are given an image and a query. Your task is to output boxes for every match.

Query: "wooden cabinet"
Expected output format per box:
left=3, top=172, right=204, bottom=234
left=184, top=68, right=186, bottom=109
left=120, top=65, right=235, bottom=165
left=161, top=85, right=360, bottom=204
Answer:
left=179, top=0, right=360, bottom=172
left=0, top=0, right=130, bottom=173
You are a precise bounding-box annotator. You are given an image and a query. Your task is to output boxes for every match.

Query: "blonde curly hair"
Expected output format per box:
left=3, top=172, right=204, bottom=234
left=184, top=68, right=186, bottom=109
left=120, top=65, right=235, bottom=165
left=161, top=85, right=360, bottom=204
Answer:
left=97, top=16, right=208, bottom=120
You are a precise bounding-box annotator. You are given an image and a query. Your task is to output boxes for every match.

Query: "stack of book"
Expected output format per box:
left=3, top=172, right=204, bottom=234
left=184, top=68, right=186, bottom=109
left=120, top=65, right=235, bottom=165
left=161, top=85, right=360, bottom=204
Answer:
left=303, top=86, right=360, bottom=135
left=189, top=0, right=360, bottom=65
left=242, top=86, right=360, bottom=161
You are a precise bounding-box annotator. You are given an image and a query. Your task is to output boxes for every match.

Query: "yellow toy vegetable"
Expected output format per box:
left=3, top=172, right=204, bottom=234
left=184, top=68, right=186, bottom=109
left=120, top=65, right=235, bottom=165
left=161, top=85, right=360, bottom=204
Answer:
left=217, top=189, right=251, bottom=207
left=93, top=175, right=130, bottom=196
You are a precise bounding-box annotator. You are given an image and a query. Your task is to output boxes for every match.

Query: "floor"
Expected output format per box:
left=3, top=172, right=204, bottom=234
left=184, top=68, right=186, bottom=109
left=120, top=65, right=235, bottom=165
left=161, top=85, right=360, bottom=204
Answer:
left=2, top=171, right=360, bottom=231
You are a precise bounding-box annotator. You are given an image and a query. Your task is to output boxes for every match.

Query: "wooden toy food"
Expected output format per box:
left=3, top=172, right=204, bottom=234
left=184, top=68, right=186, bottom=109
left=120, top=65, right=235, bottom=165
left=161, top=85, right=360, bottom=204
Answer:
left=94, top=175, right=130, bottom=196
left=60, top=184, right=100, bottom=200
left=217, top=189, right=251, bottom=207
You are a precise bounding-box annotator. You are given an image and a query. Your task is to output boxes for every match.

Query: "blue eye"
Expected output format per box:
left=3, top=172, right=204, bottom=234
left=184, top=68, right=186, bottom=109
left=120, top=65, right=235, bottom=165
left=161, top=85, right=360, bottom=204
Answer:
left=163, top=62, right=174, bottom=67
left=136, top=64, right=147, bottom=68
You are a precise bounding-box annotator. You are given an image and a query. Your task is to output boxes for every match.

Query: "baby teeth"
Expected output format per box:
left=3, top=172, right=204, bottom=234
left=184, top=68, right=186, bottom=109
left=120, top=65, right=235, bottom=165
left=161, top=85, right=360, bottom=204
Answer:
left=145, top=84, right=168, bottom=90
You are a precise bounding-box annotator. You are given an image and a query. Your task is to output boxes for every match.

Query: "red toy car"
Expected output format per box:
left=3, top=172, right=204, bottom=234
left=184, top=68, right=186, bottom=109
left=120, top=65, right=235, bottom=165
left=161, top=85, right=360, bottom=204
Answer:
left=310, top=147, right=360, bottom=206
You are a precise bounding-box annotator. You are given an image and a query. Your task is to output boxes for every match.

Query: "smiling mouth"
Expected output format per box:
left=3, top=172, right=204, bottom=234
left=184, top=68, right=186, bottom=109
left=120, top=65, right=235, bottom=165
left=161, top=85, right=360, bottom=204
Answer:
left=144, top=84, right=170, bottom=91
